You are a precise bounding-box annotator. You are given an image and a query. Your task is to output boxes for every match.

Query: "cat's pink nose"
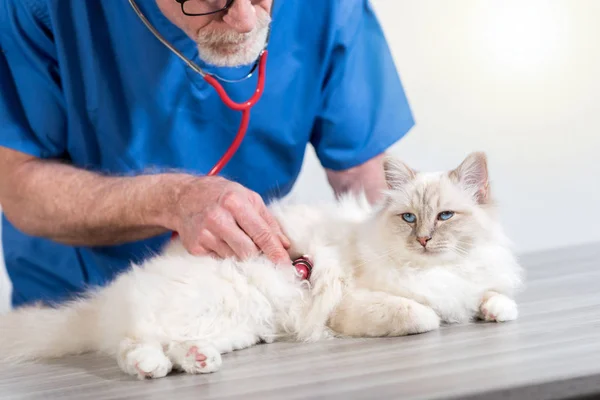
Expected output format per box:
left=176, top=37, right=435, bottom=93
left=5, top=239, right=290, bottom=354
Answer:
left=417, top=236, right=431, bottom=247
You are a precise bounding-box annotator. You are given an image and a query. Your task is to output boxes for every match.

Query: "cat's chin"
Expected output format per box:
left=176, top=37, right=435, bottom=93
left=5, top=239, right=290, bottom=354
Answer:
left=409, top=247, right=462, bottom=264
left=417, top=249, right=443, bottom=259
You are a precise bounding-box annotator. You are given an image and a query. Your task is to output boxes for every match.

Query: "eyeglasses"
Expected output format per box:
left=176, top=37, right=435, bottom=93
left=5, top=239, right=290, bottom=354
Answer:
left=175, top=0, right=236, bottom=16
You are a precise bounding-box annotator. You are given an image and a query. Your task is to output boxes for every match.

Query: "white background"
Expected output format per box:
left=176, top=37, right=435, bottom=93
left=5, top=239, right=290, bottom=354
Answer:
left=2, top=0, right=600, bottom=311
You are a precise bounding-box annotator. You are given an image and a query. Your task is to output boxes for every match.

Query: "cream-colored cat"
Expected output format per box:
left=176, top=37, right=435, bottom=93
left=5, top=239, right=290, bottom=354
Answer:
left=0, top=152, right=523, bottom=379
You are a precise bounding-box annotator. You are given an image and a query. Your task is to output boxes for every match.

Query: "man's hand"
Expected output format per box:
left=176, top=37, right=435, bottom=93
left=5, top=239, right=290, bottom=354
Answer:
left=0, top=147, right=291, bottom=265
left=169, top=176, right=291, bottom=265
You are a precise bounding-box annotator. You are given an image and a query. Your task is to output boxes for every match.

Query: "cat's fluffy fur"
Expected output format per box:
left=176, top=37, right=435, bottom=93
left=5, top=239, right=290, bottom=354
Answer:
left=0, top=152, right=523, bottom=379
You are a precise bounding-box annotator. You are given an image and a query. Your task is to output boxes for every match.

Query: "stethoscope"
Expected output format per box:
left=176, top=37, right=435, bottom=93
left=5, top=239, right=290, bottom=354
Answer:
left=128, top=1, right=314, bottom=280
left=128, top=0, right=268, bottom=176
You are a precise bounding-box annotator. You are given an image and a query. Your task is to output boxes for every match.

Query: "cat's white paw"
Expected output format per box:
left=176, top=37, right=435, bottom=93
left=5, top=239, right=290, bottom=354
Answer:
left=405, top=300, right=440, bottom=334
left=480, top=294, right=518, bottom=322
left=168, top=342, right=222, bottom=374
left=121, top=345, right=173, bottom=380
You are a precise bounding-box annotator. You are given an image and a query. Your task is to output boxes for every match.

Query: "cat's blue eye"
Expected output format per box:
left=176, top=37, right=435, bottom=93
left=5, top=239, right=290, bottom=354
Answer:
left=402, top=213, right=416, bottom=223
left=438, top=211, right=455, bottom=221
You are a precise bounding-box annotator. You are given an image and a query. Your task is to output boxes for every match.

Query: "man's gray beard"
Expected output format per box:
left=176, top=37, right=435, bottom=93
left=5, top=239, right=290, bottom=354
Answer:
left=195, top=9, right=271, bottom=68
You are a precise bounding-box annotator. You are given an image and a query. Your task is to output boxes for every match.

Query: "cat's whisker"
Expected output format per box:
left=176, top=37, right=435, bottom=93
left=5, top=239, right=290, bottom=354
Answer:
left=457, top=240, right=471, bottom=245
left=450, top=246, right=470, bottom=257
left=454, top=241, right=472, bottom=250
left=454, top=239, right=474, bottom=247
left=454, top=248, right=468, bottom=256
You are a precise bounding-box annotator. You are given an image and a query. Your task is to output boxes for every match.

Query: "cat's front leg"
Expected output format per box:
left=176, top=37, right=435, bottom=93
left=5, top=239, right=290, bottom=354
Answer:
left=328, top=289, right=440, bottom=337
left=479, top=291, right=518, bottom=322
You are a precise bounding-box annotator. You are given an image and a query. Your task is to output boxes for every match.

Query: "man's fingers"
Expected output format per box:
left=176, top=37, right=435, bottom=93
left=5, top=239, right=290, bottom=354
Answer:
left=257, top=204, right=291, bottom=249
left=248, top=191, right=291, bottom=249
left=184, top=242, right=210, bottom=257
left=209, top=213, right=261, bottom=260
left=186, top=187, right=292, bottom=265
left=213, top=239, right=236, bottom=260
left=233, top=205, right=291, bottom=265
left=198, top=229, right=236, bottom=259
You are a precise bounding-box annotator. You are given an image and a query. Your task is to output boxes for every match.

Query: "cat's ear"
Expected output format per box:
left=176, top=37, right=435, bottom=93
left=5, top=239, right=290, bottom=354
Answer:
left=449, top=152, right=490, bottom=204
left=383, top=156, right=416, bottom=190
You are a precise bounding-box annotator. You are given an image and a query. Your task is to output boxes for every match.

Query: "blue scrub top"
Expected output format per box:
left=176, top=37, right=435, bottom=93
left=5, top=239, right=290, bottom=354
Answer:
left=0, top=0, right=414, bottom=307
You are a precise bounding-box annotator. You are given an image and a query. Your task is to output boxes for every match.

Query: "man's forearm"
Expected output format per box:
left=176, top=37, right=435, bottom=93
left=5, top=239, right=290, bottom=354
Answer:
left=0, top=151, right=189, bottom=246
left=325, top=154, right=387, bottom=204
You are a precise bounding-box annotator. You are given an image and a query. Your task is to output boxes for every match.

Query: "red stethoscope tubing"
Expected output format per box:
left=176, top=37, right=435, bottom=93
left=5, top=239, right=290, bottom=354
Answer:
left=204, top=50, right=268, bottom=176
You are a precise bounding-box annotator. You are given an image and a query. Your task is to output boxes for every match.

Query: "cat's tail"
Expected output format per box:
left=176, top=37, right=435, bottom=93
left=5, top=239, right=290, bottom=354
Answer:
left=0, top=298, right=101, bottom=362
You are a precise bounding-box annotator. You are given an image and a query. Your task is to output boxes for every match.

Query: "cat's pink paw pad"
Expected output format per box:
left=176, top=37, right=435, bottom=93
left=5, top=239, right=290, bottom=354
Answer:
left=186, top=346, right=208, bottom=362
left=480, top=295, right=518, bottom=322
left=185, top=346, right=209, bottom=368
left=181, top=345, right=222, bottom=374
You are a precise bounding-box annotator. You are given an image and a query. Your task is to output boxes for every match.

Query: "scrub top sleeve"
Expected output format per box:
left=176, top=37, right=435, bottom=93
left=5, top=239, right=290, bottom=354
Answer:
left=310, top=0, right=415, bottom=171
left=0, top=0, right=67, bottom=159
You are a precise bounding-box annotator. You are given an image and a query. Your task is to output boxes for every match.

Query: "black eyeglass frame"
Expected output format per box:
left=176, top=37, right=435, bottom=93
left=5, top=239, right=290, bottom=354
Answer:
left=175, top=0, right=236, bottom=16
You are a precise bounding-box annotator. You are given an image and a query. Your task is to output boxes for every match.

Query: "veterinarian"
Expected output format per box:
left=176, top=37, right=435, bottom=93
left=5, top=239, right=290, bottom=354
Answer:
left=0, top=0, right=414, bottom=307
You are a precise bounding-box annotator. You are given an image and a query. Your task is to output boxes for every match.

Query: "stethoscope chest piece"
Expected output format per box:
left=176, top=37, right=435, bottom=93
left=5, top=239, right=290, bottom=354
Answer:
left=293, top=255, right=313, bottom=281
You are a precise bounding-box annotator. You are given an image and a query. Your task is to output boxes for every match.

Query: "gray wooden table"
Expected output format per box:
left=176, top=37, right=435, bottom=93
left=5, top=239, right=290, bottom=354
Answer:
left=1, top=243, right=599, bottom=400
